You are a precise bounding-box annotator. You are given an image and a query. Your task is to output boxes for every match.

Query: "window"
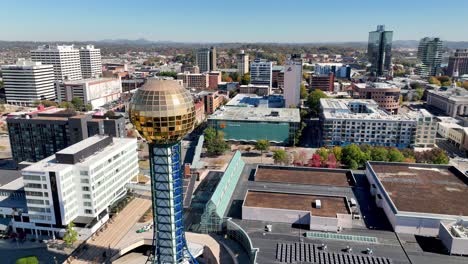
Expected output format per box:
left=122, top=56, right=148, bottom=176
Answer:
left=82, top=186, right=90, bottom=191
left=85, top=209, right=92, bottom=214
left=80, top=171, right=88, bottom=176
left=81, top=179, right=89, bottom=184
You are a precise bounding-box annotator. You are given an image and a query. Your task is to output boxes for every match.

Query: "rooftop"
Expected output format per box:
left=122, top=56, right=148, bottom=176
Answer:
left=62, top=77, right=119, bottom=85
left=208, top=107, right=300, bottom=123
left=244, top=190, right=349, bottom=217
left=321, top=98, right=430, bottom=121
left=226, top=94, right=285, bottom=108
left=0, top=169, right=23, bottom=190
left=428, top=86, right=468, bottom=101
left=254, top=165, right=354, bottom=187
left=368, top=162, right=468, bottom=216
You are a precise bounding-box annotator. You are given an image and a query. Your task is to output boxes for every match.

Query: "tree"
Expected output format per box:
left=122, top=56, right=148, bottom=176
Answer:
left=104, top=110, right=116, bottom=118
left=428, top=76, right=441, bottom=86
left=326, top=153, right=337, bottom=168
left=255, top=139, right=270, bottom=162
left=63, top=222, right=78, bottom=247
left=204, top=127, right=229, bottom=156
left=342, top=144, right=365, bottom=168
left=240, top=74, right=250, bottom=85
left=158, top=71, right=177, bottom=79
left=273, top=149, right=288, bottom=165
left=332, top=146, right=343, bottom=162
left=59, top=101, right=75, bottom=110
left=300, top=84, right=308, bottom=99
left=370, top=147, right=388, bottom=161
left=413, top=88, right=424, bottom=101
left=85, top=103, right=93, bottom=111
left=388, top=148, right=404, bottom=162
left=306, top=89, right=328, bottom=117
left=32, top=100, right=57, bottom=107
left=71, top=97, right=84, bottom=109
left=310, top=153, right=322, bottom=167
left=316, top=147, right=329, bottom=161
left=349, top=160, right=359, bottom=170
left=430, top=148, right=449, bottom=164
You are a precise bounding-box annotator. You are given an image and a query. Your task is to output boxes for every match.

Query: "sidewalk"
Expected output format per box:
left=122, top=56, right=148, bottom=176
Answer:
left=0, top=239, right=47, bottom=250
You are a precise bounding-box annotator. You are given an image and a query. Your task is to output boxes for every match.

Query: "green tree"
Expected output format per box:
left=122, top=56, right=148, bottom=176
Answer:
left=388, top=148, right=404, bottom=162
left=158, top=71, right=177, bottom=78
left=204, top=127, right=229, bottom=156
left=306, top=89, right=328, bottom=117
left=342, top=144, right=365, bottom=168
left=255, top=139, right=270, bottom=155
left=71, top=97, right=84, bottom=109
left=104, top=110, right=116, bottom=118
left=273, top=149, right=289, bottom=165
left=59, top=102, right=75, bottom=110
left=300, top=84, right=308, bottom=99
left=32, top=100, right=58, bottom=107
left=348, top=159, right=359, bottom=170
left=240, top=73, right=250, bottom=85
left=63, top=222, right=78, bottom=247
left=413, top=88, right=424, bottom=101
left=85, top=103, right=93, bottom=111
left=370, top=147, right=389, bottom=161
left=332, top=146, right=343, bottom=162
left=316, top=147, right=329, bottom=161
left=430, top=148, right=449, bottom=164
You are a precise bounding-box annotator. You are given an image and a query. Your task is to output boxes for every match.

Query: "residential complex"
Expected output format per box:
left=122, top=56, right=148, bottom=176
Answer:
left=7, top=107, right=125, bottom=163
left=236, top=50, right=249, bottom=75
left=448, top=49, right=468, bottom=77
left=16, top=136, right=138, bottom=236
left=427, top=86, right=468, bottom=117
left=320, top=99, right=436, bottom=148
left=1, top=59, right=55, bottom=105
left=56, top=77, right=122, bottom=109
left=31, top=45, right=82, bottom=81
left=367, top=25, right=393, bottom=77
left=417, top=37, right=443, bottom=77
left=350, top=82, right=401, bottom=114
left=315, top=63, right=351, bottom=79
left=79, top=45, right=102, bottom=78
left=196, top=47, right=216, bottom=72
left=283, top=55, right=302, bottom=107
left=208, top=107, right=300, bottom=145
left=250, top=58, right=272, bottom=87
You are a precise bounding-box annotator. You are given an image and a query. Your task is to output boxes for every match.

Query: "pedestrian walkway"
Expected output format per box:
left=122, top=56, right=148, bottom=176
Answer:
left=67, top=197, right=151, bottom=264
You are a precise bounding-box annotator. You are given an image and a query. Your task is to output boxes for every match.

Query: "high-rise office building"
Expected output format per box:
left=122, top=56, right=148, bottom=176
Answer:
left=367, top=25, right=393, bottom=77
left=417, top=37, right=443, bottom=77
left=79, top=45, right=102, bottom=78
left=1, top=59, right=55, bottom=106
left=129, top=79, right=196, bottom=263
left=250, top=58, right=273, bottom=87
left=237, top=50, right=249, bottom=75
left=448, top=49, right=468, bottom=77
left=196, top=47, right=216, bottom=72
left=31, top=45, right=82, bottom=81
left=283, top=54, right=302, bottom=107
left=7, top=109, right=125, bottom=163
left=18, top=136, right=138, bottom=236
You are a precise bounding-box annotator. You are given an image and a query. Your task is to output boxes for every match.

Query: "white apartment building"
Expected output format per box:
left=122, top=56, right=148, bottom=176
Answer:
left=283, top=58, right=302, bottom=107
left=1, top=59, right=55, bottom=105
left=31, top=45, right=82, bottom=81
left=237, top=50, right=249, bottom=75
left=320, top=99, right=436, bottom=148
left=56, top=77, right=122, bottom=109
left=250, top=58, right=273, bottom=87
left=17, top=136, right=138, bottom=237
left=79, top=45, right=102, bottom=78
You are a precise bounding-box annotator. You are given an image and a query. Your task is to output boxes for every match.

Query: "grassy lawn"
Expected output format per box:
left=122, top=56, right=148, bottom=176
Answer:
left=16, top=256, right=39, bottom=264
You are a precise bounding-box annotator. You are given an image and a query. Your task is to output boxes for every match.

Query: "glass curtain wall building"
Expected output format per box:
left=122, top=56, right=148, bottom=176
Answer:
left=368, top=25, right=393, bottom=77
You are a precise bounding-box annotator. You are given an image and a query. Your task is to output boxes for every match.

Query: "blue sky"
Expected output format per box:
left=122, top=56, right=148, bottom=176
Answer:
left=1, top=0, right=468, bottom=42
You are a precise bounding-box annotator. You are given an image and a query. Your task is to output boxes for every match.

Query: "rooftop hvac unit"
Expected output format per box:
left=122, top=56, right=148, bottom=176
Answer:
left=314, top=199, right=321, bottom=209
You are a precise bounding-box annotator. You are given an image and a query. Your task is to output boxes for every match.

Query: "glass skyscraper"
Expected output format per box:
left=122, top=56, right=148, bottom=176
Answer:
left=417, top=37, right=443, bottom=77
left=367, top=25, right=393, bottom=77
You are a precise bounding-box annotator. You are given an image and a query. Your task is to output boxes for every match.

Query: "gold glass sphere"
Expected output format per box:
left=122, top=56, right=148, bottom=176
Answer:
left=129, top=79, right=195, bottom=144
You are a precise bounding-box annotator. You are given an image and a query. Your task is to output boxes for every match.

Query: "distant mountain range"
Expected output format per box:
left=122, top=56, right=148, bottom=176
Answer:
left=95, top=38, right=468, bottom=49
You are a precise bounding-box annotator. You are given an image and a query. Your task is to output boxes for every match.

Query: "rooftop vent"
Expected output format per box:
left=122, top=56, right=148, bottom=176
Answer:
left=271, top=111, right=279, bottom=117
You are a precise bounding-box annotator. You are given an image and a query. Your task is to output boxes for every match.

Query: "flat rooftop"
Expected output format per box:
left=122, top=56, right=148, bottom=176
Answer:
left=255, top=165, right=353, bottom=187
left=370, top=163, right=468, bottom=216
left=244, top=190, right=349, bottom=217
left=226, top=94, right=285, bottom=108
left=208, top=107, right=300, bottom=123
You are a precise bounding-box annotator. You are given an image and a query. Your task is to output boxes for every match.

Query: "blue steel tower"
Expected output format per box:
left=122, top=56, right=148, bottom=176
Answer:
left=129, top=79, right=196, bottom=264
